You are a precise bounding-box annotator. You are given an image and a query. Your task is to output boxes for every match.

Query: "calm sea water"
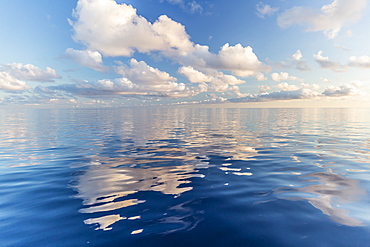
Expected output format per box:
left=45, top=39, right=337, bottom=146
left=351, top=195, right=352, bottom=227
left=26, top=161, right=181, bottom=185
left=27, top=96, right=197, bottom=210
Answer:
left=1, top=107, right=370, bottom=246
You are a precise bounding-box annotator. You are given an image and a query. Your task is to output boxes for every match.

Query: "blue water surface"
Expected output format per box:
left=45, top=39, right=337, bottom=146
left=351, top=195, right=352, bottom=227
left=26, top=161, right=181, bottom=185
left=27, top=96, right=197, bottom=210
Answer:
left=1, top=107, right=370, bottom=246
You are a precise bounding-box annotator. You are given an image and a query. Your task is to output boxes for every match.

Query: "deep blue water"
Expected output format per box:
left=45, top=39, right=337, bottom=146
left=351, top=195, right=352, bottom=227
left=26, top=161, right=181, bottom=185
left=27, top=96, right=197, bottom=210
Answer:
left=1, top=107, right=370, bottom=246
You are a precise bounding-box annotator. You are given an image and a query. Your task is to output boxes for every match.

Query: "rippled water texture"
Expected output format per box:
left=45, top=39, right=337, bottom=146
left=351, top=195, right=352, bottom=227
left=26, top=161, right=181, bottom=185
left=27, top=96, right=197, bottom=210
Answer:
left=1, top=107, right=370, bottom=246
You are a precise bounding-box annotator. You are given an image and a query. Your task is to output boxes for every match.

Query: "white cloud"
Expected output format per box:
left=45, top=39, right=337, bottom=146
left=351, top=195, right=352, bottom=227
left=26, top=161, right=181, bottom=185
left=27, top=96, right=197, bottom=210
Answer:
left=178, top=66, right=245, bottom=95
left=179, top=66, right=246, bottom=86
left=52, top=59, right=211, bottom=98
left=277, top=82, right=300, bottom=91
left=256, top=2, right=279, bottom=18
left=0, top=72, right=30, bottom=91
left=277, top=0, right=367, bottom=38
left=321, top=77, right=331, bottom=83
left=65, top=48, right=108, bottom=72
left=323, top=83, right=365, bottom=97
left=115, top=59, right=178, bottom=88
left=230, top=88, right=320, bottom=102
left=70, top=1, right=269, bottom=78
left=271, top=72, right=303, bottom=82
left=292, top=50, right=303, bottom=61
left=162, top=0, right=203, bottom=14
left=258, top=85, right=271, bottom=93
left=230, top=82, right=365, bottom=102
left=187, top=1, right=202, bottom=14
left=70, top=0, right=194, bottom=57
left=348, top=56, right=370, bottom=68
left=178, top=66, right=212, bottom=83
left=196, top=43, right=270, bottom=77
left=314, top=51, right=348, bottom=72
left=0, top=63, right=60, bottom=82
left=274, top=50, right=310, bottom=71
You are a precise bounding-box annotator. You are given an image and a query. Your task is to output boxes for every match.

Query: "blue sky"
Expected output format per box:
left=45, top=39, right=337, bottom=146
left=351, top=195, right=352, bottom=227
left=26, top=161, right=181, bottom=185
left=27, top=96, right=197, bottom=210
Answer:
left=1, top=0, right=370, bottom=107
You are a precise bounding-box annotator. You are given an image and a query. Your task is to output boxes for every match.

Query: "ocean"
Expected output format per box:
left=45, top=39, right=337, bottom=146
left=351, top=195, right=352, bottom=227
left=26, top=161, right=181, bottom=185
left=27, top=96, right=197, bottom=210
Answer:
left=1, top=107, right=370, bottom=246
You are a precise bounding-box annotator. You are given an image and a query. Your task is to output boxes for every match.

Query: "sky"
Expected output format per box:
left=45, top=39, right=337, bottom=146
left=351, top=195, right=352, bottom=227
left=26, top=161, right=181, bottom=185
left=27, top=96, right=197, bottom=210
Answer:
left=0, top=0, right=370, bottom=108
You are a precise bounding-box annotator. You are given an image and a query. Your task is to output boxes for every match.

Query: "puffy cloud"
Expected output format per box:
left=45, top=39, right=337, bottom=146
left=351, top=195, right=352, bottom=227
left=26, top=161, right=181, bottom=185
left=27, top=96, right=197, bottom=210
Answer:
left=70, top=0, right=194, bottom=57
left=258, top=85, right=271, bottom=93
left=348, top=56, right=370, bottom=68
left=178, top=66, right=212, bottom=83
left=207, top=43, right=270, bottom=76
left=256, top=2, right=279, bottom=18
left=230, top=88, right=320, bottom=102
left=0, top=72, right=30, bottom=91
left=314, top=51, right=348, bottom=72
left=292, top=50, right=303, bottom=61
left=70, top=0, right=269, bottom=78
left=51, top=59, right=211, bottom=98
left=271, top=72, right=303, bottom=82
left=178, top=66, right=246, bottom=86
left=115, top=59, right=178, bottom=88
left=65, top=48, right=108, bottom=72
left=277, top=82, right=300, bottom=91
left=322, top=83, right=365, bottom=97
left=0, top=63, right=61, bottom=82
left=277, top=0, right=367, bottom=38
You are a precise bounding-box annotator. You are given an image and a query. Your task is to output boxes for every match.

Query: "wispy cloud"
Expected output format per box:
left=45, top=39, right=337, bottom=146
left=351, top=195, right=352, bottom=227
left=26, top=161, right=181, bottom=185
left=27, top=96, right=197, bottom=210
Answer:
left=273, top=50, right=310, bottom=71
left=161, top=0, right=203, bottom=14
left=277, top=0, right=367, bottom=38
left=256, top=2, right=279, bottom=19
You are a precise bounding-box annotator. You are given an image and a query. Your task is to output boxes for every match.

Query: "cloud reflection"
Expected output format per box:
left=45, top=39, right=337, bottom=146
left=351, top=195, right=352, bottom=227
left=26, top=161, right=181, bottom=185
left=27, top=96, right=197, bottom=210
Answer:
left=276, top=169, right=366, bottom=227
left=72, top=108, right=260, bottom=232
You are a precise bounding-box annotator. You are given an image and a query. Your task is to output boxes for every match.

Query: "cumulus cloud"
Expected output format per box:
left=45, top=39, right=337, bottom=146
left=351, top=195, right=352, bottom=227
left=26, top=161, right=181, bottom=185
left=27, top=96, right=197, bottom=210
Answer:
left=178, top=66, right=246, bottom=87
left=70, top=0, right=269, bottom=79
left=178, top=66, right=212, bottom=83
left=0, top=63, right=61, bottom=82
left=230, top=82, right=365, bottom=103
left=70, top=0, right=194, bottom=57
left=322, top=83, right=365, bottom=97
left=115, top=59, right=178, bottom=88
left=205, top=43, right=270, bottom=76
left=0, top=72, right=30, bottom=91
left=256, top=2, right=279, bottom=18
left=65, top=48, right=108, bottom=72
left=258, top=85, right=271, bottom=93
left=50, top=59, right=245, bottom=99
left=348, top=56, right=370, bottom=68
left=314, top=51, right=348, bottom=72
left=277, top=0, right=367, bottom=38
left=271, top=72, right=303, bottom=82
left=50, top=59, right=209, bottom=98
left=292, top=50, right=303, bottom=61
left=230, top=88, right=320, bottom=102
left=277, top=82, right=300, bottom=91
